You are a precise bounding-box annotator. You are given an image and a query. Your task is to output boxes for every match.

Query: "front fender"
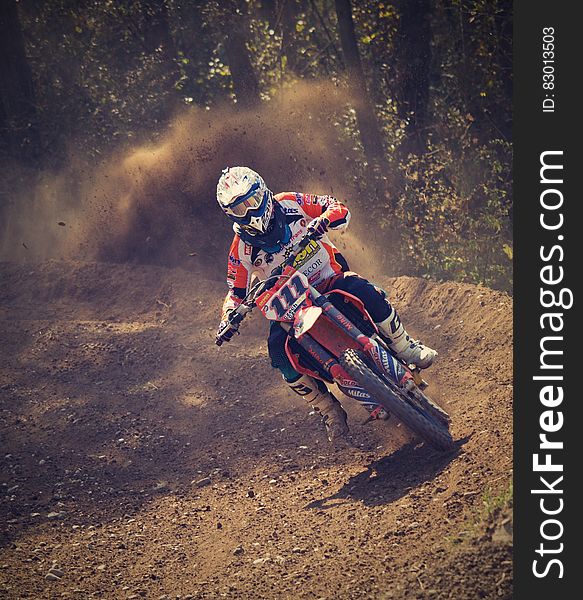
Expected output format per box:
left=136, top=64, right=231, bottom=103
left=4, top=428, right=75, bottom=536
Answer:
left=293, top=305, right=323, bottom=339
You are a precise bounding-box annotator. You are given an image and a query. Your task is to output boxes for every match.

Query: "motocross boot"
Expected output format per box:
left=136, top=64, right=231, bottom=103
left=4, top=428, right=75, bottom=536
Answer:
left=376, top=307, right=437, bottom=369
left=286, top=374, right=349, bottom=442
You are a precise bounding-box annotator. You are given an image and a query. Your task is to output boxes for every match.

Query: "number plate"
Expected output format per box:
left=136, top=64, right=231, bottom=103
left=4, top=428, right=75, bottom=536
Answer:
left=258, top=268, right=311, bottom=322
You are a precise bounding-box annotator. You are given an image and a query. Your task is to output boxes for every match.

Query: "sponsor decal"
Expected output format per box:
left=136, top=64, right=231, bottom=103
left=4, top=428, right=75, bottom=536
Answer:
left=283, top=207, right=299, bottom=214
left=295, top=192, right=302, bottom=205
left=331, top=310, right=354, bottom=331
left=302, top=258, right=323, bottom=276
left=368, top=345, right=393, bottom=377
left=228, top=255, right=241, bottom=266
left=336, top=378, right=371, bottom=399
left=346, top=388, right=372, bottom=400
left=256, top=289, right=272, bottom=309
left=254, top=258, right=263, bottom=267
left=282, top=295, right=308, bottom=320
left=300, top=218, right=306, bottom=227
left=227, top=264, right=238, bottom=283
left=304, top=194, right=315, bottom=205
left=290, top=382, right=313, bottom=396
left=377, top=345, right=404, bottom=381
left=289, top=228, right=303, bottom=244
left=306, top=346, right=322, bottom=363
left=338, top=377, right=358, bottom=387
left=244, top=243, right=252, bottom=255
left=292, top=238, right=320, bottom=269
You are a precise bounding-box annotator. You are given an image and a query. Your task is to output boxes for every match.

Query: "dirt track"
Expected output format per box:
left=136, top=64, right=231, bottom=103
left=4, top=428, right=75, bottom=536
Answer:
left=0, top=260, right=513, bottom=599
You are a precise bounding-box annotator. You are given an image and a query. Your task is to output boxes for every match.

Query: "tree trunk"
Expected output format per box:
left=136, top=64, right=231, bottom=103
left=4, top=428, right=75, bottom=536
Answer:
left=0, top=0, right=40, bottom=163
left=494, top=0, right=513, bottom=141
left=281, top=0, right=306, bottom=76
left=142, top=0, right=178, bottom=64
left=334, top=0, right=385, bottom=167
left=393, top=0, right=432, bottom=157
left=258, top=0, right=277, bottom=27
left=141, top=0, right=181, bottom=118
left=222, top=3, right=261, bottom=109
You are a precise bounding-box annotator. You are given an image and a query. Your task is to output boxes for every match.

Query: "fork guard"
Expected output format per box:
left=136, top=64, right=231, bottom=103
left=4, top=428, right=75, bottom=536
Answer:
left=361, top=340, right=412, bottom=388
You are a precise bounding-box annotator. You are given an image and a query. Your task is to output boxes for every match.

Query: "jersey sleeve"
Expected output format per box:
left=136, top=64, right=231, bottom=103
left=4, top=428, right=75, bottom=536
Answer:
left=295, top=193, right=351, bottom=230
left=221, top=235, right=252, bottom=319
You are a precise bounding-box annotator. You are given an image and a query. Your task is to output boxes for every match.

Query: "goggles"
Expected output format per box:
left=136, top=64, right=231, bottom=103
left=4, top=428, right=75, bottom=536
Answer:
left=226, top=183, right=266, bottom=219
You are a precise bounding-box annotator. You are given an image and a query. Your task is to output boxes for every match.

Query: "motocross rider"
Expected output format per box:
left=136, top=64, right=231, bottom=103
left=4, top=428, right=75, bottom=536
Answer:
left=215, top=166, right=437, bottom=442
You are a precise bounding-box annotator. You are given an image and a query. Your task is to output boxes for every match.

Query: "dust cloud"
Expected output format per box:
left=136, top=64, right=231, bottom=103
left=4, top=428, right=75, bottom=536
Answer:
left=0, top=80, right=397, bottom=281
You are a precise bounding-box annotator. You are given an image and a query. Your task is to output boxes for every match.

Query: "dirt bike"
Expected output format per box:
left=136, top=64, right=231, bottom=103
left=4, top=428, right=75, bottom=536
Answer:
left=216, top=233, right=454, bottom=451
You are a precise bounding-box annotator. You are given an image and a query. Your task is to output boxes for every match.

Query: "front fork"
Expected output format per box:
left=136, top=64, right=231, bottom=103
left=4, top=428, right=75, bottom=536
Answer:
left=287, top=285, right=413, bottom=411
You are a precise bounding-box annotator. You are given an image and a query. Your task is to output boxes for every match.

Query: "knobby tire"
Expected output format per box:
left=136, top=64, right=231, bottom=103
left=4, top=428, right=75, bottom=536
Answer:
left=340, top=349, right=454, bottom=451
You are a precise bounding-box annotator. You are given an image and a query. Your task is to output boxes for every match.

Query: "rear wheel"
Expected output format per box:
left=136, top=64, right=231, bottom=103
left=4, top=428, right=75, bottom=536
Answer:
left=340, top=349, right=454, bottom=451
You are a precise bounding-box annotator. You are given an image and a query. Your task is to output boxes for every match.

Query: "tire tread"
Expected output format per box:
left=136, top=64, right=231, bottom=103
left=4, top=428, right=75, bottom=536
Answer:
left=340, top=349, right=454, bottom=451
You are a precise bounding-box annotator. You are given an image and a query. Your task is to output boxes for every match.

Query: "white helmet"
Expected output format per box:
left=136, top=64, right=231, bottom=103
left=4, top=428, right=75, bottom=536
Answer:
left=216, top=166, right=274, bottom=234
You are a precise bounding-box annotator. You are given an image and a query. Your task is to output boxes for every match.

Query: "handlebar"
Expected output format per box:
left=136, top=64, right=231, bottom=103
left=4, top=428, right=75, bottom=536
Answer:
left=215, top=232, right=319, bottom=346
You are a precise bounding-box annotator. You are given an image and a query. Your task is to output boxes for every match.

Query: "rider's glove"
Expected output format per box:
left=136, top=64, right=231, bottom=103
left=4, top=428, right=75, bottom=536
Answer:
left=216, top=312, right=239, bottom=344
left=306, top=216, right=329, bottom=239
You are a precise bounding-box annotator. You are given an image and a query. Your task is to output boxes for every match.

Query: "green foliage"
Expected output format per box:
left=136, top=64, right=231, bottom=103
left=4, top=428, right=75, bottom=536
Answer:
left=481, top=480, right=514, bottom=520
left=391, top=136, right=512, bottom=291
left=445, top=479, right=513, bottom=546
left=6, top=0, right=512, bottom=291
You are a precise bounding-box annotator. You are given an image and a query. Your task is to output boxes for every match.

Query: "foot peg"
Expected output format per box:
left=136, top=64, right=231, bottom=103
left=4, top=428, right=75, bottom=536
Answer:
left=362, top=405, right=390, bottom=424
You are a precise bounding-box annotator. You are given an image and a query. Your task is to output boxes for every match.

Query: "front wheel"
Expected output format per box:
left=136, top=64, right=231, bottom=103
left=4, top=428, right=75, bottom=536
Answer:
left=339, top=349, right=454, bottom=451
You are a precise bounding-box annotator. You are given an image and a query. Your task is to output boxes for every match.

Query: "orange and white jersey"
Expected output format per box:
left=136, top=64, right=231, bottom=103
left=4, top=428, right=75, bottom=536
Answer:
left=221, top=192, right=351, bottom=319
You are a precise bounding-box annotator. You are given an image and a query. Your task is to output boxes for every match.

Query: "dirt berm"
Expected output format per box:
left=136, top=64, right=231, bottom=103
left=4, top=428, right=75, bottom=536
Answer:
left=0, top=259, right=512, bottom=599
